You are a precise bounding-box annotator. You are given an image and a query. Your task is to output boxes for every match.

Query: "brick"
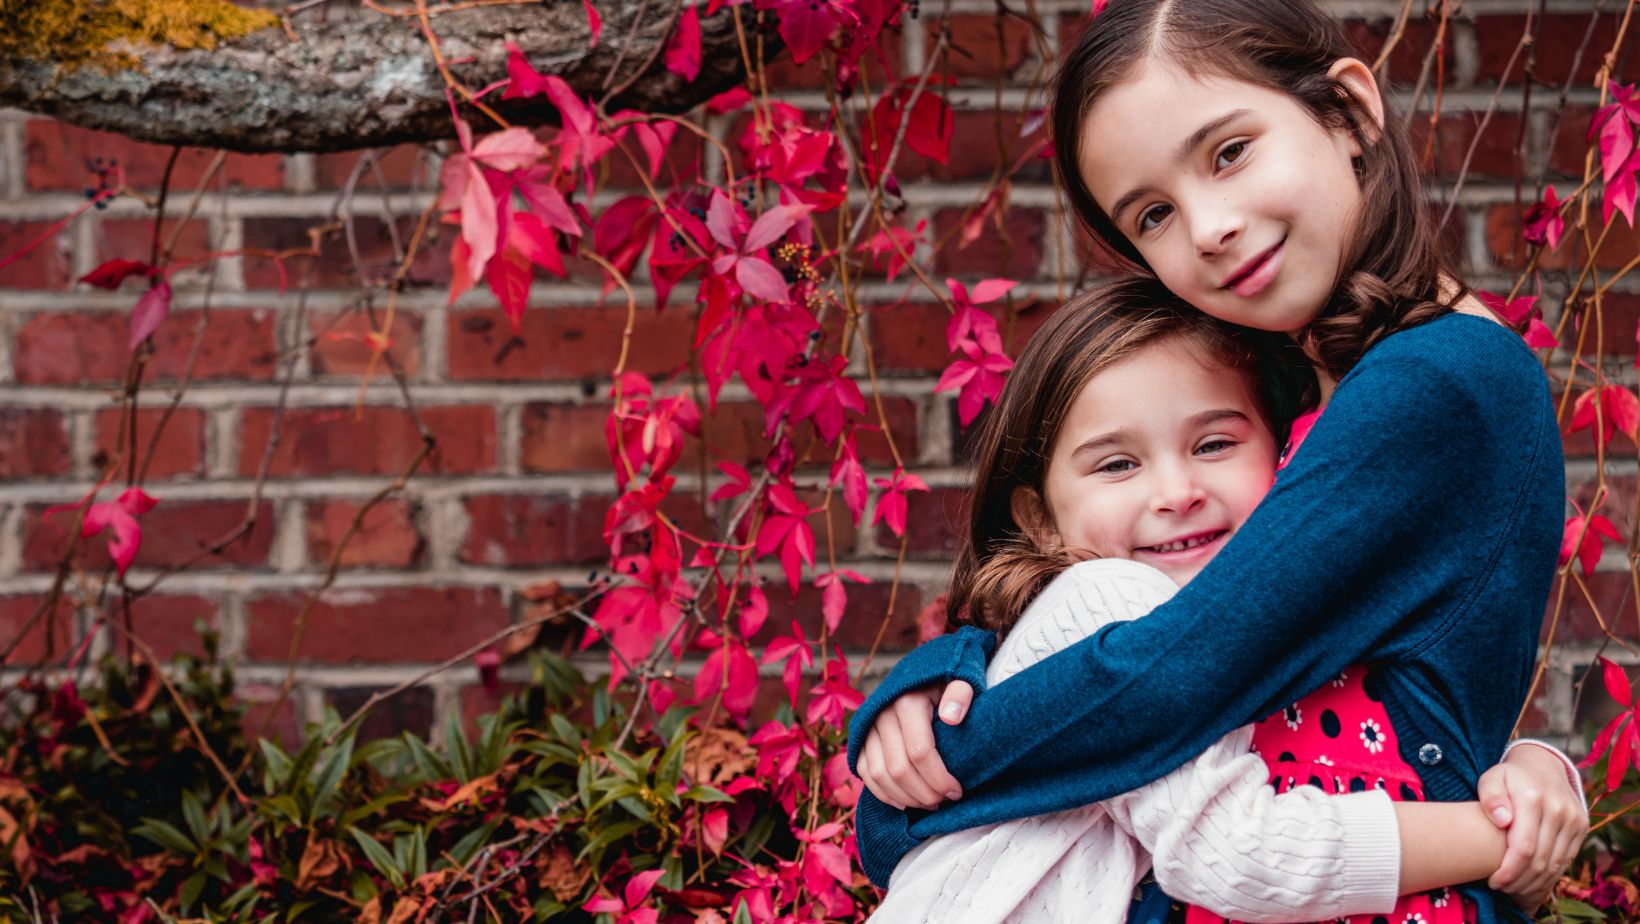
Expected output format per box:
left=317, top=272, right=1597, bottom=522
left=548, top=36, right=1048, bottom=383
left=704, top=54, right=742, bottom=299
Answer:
left=326, top=685, right=436, bottom=742
left=238, top=405, right=496, bottom=477
left=874, top=485, right=965, bottom=556
left=305, top=498, right=423, bottom=569
left=1556, top=570, right=1635, bottom=641
left=871, top=296, right=1056, bottom=373
left=895, top=110, right=1054, bottom=185
left=0, top=595, right=75, bottom=665
left=761, top=578, right=923, bottom=650
left=460, top=491, right=713, bottom=566
left=446, top=305, right=693, bottom=382
left=519, top=403, right=612, bottom=472
left=310, top=309, right=423, bottom=377
left=460, top=680, right=526, bottom=740
left=24, top=120, right=283, bottom=192
left=94, top=218, right=211, bottom=265
left=459, top=493, right=612, bottom=566
left=0, top=220, right=73, bottom=288
left=1473, top=13, right=1623, bottom=87
left=932, top=206, right=1044, bottom=279
left=1409, top=111, right=1526, bottom=179
left=929, top=15, right=1040, bottom=83
left=23, top=499, right=276, bottom=572
left=1485, top=204, right=1640, bottom=272
left=1549, top=107, right=1599, bottom=178
left=239, top=683, right=303, bottom=749
left=0, top=409, right=71, bottom=479
left=312, top=145, right=434, bottom=190
left=92, top=406, right=207, bottom=481
left=14, top=309, right=278, bottom=384
left=127, top=593, right=219, bottom=661
left=1588, top=292, right=1640, bottom=357
left=1339, top=17, right=1440, bottom=86
left=244, top=586, right=509, bottom=662
left=241, top=215, right=449, bottom=290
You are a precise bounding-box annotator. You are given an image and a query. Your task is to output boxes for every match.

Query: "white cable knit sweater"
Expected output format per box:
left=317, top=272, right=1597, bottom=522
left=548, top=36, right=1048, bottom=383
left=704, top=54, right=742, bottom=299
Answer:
left=867, top=559, right=1403, bottom=924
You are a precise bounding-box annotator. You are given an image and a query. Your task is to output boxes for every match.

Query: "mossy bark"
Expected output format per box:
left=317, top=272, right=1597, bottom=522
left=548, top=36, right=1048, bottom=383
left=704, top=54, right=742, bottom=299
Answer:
left=0, top=2, right=755, bottom=152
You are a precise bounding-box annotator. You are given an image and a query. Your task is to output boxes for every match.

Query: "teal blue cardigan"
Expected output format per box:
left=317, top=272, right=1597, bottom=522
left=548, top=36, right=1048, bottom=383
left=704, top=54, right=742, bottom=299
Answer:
left=847, top=314, right=1563, bottom=922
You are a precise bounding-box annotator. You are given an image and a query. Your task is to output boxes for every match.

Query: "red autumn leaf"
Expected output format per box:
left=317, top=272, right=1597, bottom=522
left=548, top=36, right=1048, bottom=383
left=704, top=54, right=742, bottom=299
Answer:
left=1570, top=384, right=1640, bottom=448
left=806, top=655, right=863, bottom=729
left=1603, top=655, right=1634, bottom=707
left=694, top=639, right=759, bottom=722
left=788, top=354, right=865, bottom=444
left=710, top=461, right=754, bottom=502
left=761, top=619, right=813, bottom=705
left=758, top=0, right=857, bottom=63
left=514, top=166, right=582, bottom=236
left=707, top=86, right=753, bottom=114
left=861, top=219, right=926, bottom=282
left=739, top=584, right=769, bottom=638
left=80, top=258, right=153, bottom=290
left=937, top=339, right=1015, bottom=426
left=1560, top=510, right=1622, bottom=577
left=582, top=0, right=602, bottom=45
left=603, top=476, right=674, bottom=557
left=49, top=487, right=159, bottom=577
left=128, top=279, right=173, bottom=350
left=814, top=568, right=870, bottom=634
left=905, top=91, right=954, bottom=164
left=829, top=432, right=869, bottom=525
left=754, top=482, right=816, bottom=595
left=594, top=196, right=660, bottom=287
left=663, top=5, right=702, bottom=80
left=485, top=246, right=534, bottom=332
left=1522, top=185, right=1565, bottom=251
left=1602, top=149, right=1639, bottom=228
left=1593, top=94, right=1637, bottom=185
left=700, top=807, right=729, bottom=856
left=871, top=467, right=928, bottom=538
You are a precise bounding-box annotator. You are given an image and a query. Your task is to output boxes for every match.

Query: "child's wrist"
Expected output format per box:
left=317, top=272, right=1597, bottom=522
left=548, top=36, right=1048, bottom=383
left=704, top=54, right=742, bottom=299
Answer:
left=1502, top=739, right=1587, bottom=811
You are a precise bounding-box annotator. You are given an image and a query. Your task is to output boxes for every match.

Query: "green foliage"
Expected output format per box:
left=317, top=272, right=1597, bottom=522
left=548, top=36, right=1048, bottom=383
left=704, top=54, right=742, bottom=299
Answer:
left=0, top=634, right=866, bottom=921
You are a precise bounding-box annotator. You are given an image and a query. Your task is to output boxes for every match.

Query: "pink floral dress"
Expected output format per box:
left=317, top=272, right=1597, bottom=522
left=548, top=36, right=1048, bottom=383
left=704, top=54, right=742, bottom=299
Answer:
left=1181, top=411, right=1478, bottom=924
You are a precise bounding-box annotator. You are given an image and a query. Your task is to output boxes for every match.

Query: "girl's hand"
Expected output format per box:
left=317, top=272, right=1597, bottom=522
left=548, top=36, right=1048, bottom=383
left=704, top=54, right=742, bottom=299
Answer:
left=855, top=680, right=975, bottom=810
left=1477, top=743, right=1588, bottom=908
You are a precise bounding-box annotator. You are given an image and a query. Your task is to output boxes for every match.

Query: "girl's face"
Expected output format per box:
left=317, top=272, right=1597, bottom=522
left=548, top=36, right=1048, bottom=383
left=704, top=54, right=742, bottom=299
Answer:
left=1015, top=337, right=1278, bottom=586
left=1077, top=58, right=1374, bottom=334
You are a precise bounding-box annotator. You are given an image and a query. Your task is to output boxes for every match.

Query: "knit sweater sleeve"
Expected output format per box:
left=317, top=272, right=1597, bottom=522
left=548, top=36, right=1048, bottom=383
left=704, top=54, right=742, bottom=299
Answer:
left=1006, top=562, right=1404, bottom=920
left=871, top=559, right=1401, bottom=919
left=855, top=322, right=1551, bottom=865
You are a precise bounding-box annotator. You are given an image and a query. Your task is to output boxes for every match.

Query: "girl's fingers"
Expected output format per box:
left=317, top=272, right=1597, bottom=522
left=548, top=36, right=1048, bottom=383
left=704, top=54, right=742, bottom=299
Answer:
left=1490, top=771, right=1541, bottom=888
left=937, top=680, right=975, bottom=725
left=1477, top=767, right=1512, bottom=826
left=860, top=732, right=906, bottom=810
left=888, top=693, right=953, bottom=809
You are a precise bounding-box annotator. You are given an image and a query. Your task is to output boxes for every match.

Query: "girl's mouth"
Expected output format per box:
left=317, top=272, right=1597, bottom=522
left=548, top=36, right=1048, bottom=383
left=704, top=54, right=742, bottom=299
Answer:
left=1221, top=238, right=1286, bottom=297
left=1137, top=529, right=1229, bottom=556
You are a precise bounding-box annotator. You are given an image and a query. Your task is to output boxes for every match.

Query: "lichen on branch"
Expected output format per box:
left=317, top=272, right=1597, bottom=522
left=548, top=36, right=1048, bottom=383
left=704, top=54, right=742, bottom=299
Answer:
left=0, top=0, right=278, bottom=68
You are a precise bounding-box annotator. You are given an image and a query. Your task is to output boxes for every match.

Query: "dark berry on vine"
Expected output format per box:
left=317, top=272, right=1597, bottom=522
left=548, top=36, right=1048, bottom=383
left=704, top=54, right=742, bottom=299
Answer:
left=808, top=330, right=822, bottom=341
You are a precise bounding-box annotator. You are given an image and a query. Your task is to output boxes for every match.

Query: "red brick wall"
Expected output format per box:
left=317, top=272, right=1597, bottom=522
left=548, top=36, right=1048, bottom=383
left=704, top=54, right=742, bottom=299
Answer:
left=0, top=0, right=1631, bottom=746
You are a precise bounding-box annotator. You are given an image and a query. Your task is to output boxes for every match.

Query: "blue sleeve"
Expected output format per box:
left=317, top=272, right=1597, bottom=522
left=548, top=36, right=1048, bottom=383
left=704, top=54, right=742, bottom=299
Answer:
left=900, top=327, right=1553, bottom=836
left=846, top=626, right=994, bottom=771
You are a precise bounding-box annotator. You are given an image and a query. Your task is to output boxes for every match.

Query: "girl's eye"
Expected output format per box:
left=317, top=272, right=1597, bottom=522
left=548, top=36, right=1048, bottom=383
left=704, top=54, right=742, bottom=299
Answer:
left=1097, top=458, right=1137, bottom=475
left=1196, top=439, right=1237, bottom=456
left=1137, top=204, right=1171, bottom=233
left=1214, top=141, right=1248, bottom=171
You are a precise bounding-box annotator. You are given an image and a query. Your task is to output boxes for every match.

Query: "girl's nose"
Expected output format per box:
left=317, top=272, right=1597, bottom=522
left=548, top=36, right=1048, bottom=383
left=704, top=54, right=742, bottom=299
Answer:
left=1192, top=203, right=1243, bottom=257
left=1151, top=468, right=1207, bottom=515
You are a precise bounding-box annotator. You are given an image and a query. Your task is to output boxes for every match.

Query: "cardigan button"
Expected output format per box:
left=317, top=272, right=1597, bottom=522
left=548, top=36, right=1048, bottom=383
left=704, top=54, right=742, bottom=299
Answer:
left=1417, top=743, right=1443, bottom=766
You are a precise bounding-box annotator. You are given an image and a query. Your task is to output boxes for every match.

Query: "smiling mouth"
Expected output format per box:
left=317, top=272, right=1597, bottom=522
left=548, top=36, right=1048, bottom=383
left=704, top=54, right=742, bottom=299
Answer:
left=1221, top=239, right=1285, bottom=291
left=1138, top=529, right=1228, bottom=554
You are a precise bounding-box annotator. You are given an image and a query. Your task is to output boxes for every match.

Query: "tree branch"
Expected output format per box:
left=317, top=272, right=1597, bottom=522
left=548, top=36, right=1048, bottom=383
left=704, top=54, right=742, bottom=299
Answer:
left=0, top=1, right=758, bottom=152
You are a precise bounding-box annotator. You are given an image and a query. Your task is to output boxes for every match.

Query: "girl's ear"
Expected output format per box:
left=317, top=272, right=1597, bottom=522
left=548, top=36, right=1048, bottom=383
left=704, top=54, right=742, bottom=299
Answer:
left=1328, top=56, right=1386, bottom=150
left=1009, top=487, right=1060, bottom=550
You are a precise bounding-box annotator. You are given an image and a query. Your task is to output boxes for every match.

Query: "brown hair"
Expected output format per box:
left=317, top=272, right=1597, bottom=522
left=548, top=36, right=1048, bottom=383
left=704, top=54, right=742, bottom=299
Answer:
left=947, top=276, right=1311, bottom=634
left=1050, top=0, right=1460, bottom=383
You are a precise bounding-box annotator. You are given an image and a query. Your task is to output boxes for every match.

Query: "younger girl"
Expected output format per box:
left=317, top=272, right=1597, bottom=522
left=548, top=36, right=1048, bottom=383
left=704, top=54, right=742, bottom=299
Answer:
left=867, top=278, right=1546, bottom=923
left=848, top=0, right=1587, bottom=917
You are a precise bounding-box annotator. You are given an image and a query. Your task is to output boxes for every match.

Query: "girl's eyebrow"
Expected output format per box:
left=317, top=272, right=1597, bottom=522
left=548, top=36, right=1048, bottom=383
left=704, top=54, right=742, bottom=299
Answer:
left=1192, top=408, right=1252, bottom=428
left=1107, top=109, right=1251, bottom=224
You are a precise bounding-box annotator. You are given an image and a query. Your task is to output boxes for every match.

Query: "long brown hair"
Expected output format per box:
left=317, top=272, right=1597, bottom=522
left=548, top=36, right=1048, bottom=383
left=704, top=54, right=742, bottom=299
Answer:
left=947, top=276, right=1310, bottom=634
left=1050, top=0, right=1460, bottom=383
